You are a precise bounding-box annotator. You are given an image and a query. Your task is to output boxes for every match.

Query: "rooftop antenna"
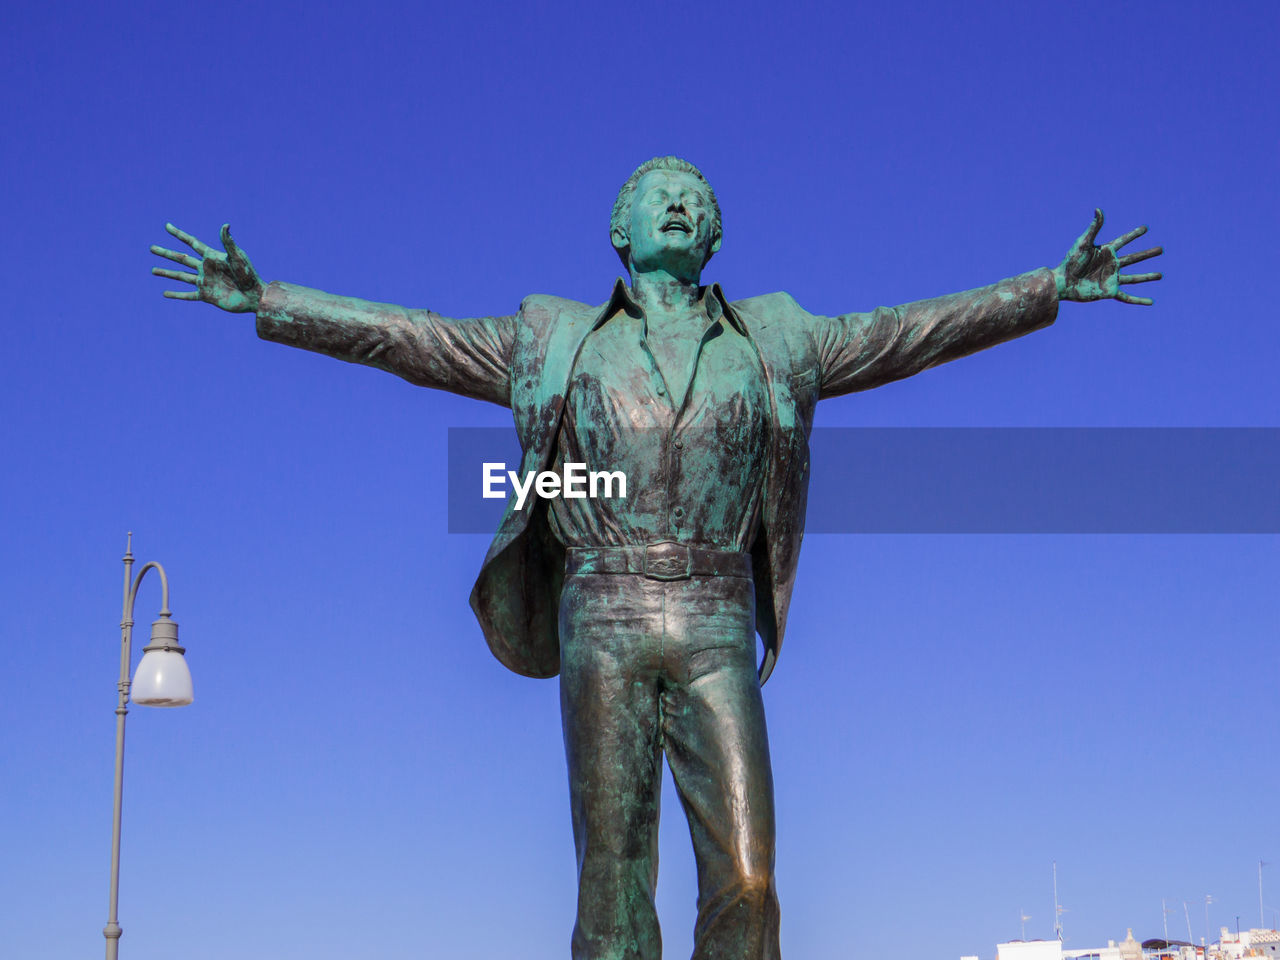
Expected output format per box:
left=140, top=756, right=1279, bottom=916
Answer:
left=1205, top=895, right=1214, bottom=945
left=1184, top=900, right=1195, bottom=944
left=1021, top=909, right=1031, bottom=941
left=1261, top=860, right=1270, bottom=929
left=1053, top=862, right=1065, bottom=941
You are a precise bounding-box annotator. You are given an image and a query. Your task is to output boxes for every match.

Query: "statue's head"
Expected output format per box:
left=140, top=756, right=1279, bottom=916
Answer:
left=610, top=156, right=723, bottom=277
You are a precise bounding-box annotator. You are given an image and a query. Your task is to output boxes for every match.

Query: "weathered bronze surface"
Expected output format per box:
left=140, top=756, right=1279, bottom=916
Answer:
left=151, top=157, right=1162, bottom=959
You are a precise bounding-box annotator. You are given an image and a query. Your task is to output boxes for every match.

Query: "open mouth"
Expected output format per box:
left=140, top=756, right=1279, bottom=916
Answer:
left=661, top=220, right=692, bottom=234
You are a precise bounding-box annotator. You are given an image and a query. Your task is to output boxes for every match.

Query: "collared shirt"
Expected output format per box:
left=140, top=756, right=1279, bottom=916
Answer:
left=548, top=281, right=770, bottom=552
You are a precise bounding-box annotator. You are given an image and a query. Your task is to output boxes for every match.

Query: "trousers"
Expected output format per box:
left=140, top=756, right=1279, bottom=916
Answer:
left=559, top=569, right=781, bottom=960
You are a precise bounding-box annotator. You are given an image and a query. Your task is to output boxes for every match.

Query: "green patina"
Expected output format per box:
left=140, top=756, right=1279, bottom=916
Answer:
left=150, top=157, right=1162, bottom=960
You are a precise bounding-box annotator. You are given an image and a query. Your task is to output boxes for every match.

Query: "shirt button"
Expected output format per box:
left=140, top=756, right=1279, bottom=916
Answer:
left=674, top=439, right=684, bottom=449
left=656, top=386, right=666, bottom=397
left=673, top=506, right=685, bottom=518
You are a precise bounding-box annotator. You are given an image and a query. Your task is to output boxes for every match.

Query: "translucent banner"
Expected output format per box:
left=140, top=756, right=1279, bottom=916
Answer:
left=447, top=427, right=1280, bottom=534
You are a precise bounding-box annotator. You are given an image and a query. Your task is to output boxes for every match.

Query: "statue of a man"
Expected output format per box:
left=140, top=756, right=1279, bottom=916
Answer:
left=151, top=156, right=1161, bottom=960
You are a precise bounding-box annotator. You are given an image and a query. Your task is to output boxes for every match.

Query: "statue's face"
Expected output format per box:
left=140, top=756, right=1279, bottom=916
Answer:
left=617, top=169, right=721, bottom=277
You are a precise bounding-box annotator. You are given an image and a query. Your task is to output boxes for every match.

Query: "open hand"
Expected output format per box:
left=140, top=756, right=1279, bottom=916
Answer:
left=151, top=223, right=264, bottom=313
left=1055, top=209, right=1163, bottom=305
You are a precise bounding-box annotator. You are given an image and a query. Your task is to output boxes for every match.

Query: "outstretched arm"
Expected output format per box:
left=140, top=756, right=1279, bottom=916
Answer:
left=816, top=210, right=1163, bottom=398
left=816, top=268, right=1060, bottom=397
left=150, top=223, right=516, bottom=406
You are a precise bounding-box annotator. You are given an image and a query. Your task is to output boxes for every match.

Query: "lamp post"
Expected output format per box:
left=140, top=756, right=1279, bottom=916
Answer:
left=103, top=534, right=193, bottom=960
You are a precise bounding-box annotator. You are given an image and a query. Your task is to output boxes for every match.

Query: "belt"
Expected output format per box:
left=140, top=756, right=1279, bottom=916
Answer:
left=565, top=541, right=753, bottom=582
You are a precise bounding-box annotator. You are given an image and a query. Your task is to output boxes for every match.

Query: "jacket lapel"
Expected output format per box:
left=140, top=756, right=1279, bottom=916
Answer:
left=484, top=282, right=631, bottom=565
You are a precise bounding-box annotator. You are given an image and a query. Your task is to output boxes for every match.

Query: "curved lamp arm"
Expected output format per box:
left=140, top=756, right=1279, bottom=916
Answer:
left=128, top=560, right=171, bottom=620
left=104, top=535, right=191, bottom=960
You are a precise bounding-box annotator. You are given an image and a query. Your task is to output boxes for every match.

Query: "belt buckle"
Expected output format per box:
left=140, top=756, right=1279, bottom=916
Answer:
left=643, top=541, right=692, bottom=581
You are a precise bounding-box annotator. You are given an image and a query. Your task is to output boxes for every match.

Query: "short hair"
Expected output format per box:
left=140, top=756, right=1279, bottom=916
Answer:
left=610, top=156, right=722, bottom=268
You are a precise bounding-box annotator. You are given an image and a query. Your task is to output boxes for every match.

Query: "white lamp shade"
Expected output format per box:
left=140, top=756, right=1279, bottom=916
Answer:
left=132, top=649, right=193, bottom=707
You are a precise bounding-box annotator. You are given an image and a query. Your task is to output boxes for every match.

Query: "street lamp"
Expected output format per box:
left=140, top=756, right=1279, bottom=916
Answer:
left=103, top=534, right=193, bottom=960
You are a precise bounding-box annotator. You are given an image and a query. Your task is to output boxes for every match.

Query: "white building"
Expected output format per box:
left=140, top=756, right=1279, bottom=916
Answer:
left=1213, top=927, right=1280, bottom=960
left=998, top=940, right=1064, bottom=960
left=1252, top=929, right=1280, bottom=958
left=1061, top=928, right=1140, bottom=960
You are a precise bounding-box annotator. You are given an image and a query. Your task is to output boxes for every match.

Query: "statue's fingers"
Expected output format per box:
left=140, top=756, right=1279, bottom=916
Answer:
left=162, top=289, right=201, bottom=300
left=150, top=245, right=201, bottom=269
left=165, top=222, right=215, bottom=257
left=152, top=266, right=199, bottom=284
left=1116, top=291, right=1154, bottom=306
left=1106, top=225, right=1148, bottom=250
left=1117, top=246, right=1163, bottom=268
left=1118, top=272, right=1162, bottom=285
left=1081, top=208, right=1104, bottom=246
left=220, top=222, right=256, bottom=282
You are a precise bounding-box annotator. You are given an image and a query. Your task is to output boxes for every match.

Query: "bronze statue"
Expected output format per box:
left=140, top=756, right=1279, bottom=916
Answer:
left=151, top=156, right=1161, bottom=960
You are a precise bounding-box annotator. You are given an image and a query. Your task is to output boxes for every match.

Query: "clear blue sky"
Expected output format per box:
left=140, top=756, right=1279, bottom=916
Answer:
left=3, top=2, right=1277, bottom=958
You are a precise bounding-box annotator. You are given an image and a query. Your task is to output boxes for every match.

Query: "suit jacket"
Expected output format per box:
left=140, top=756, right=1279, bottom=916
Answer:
left=256, top=268, right=1059, bottom=683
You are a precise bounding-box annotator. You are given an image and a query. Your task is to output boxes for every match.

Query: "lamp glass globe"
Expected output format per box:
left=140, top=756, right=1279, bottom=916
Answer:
left=131, top=649, right=193, bottom=707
